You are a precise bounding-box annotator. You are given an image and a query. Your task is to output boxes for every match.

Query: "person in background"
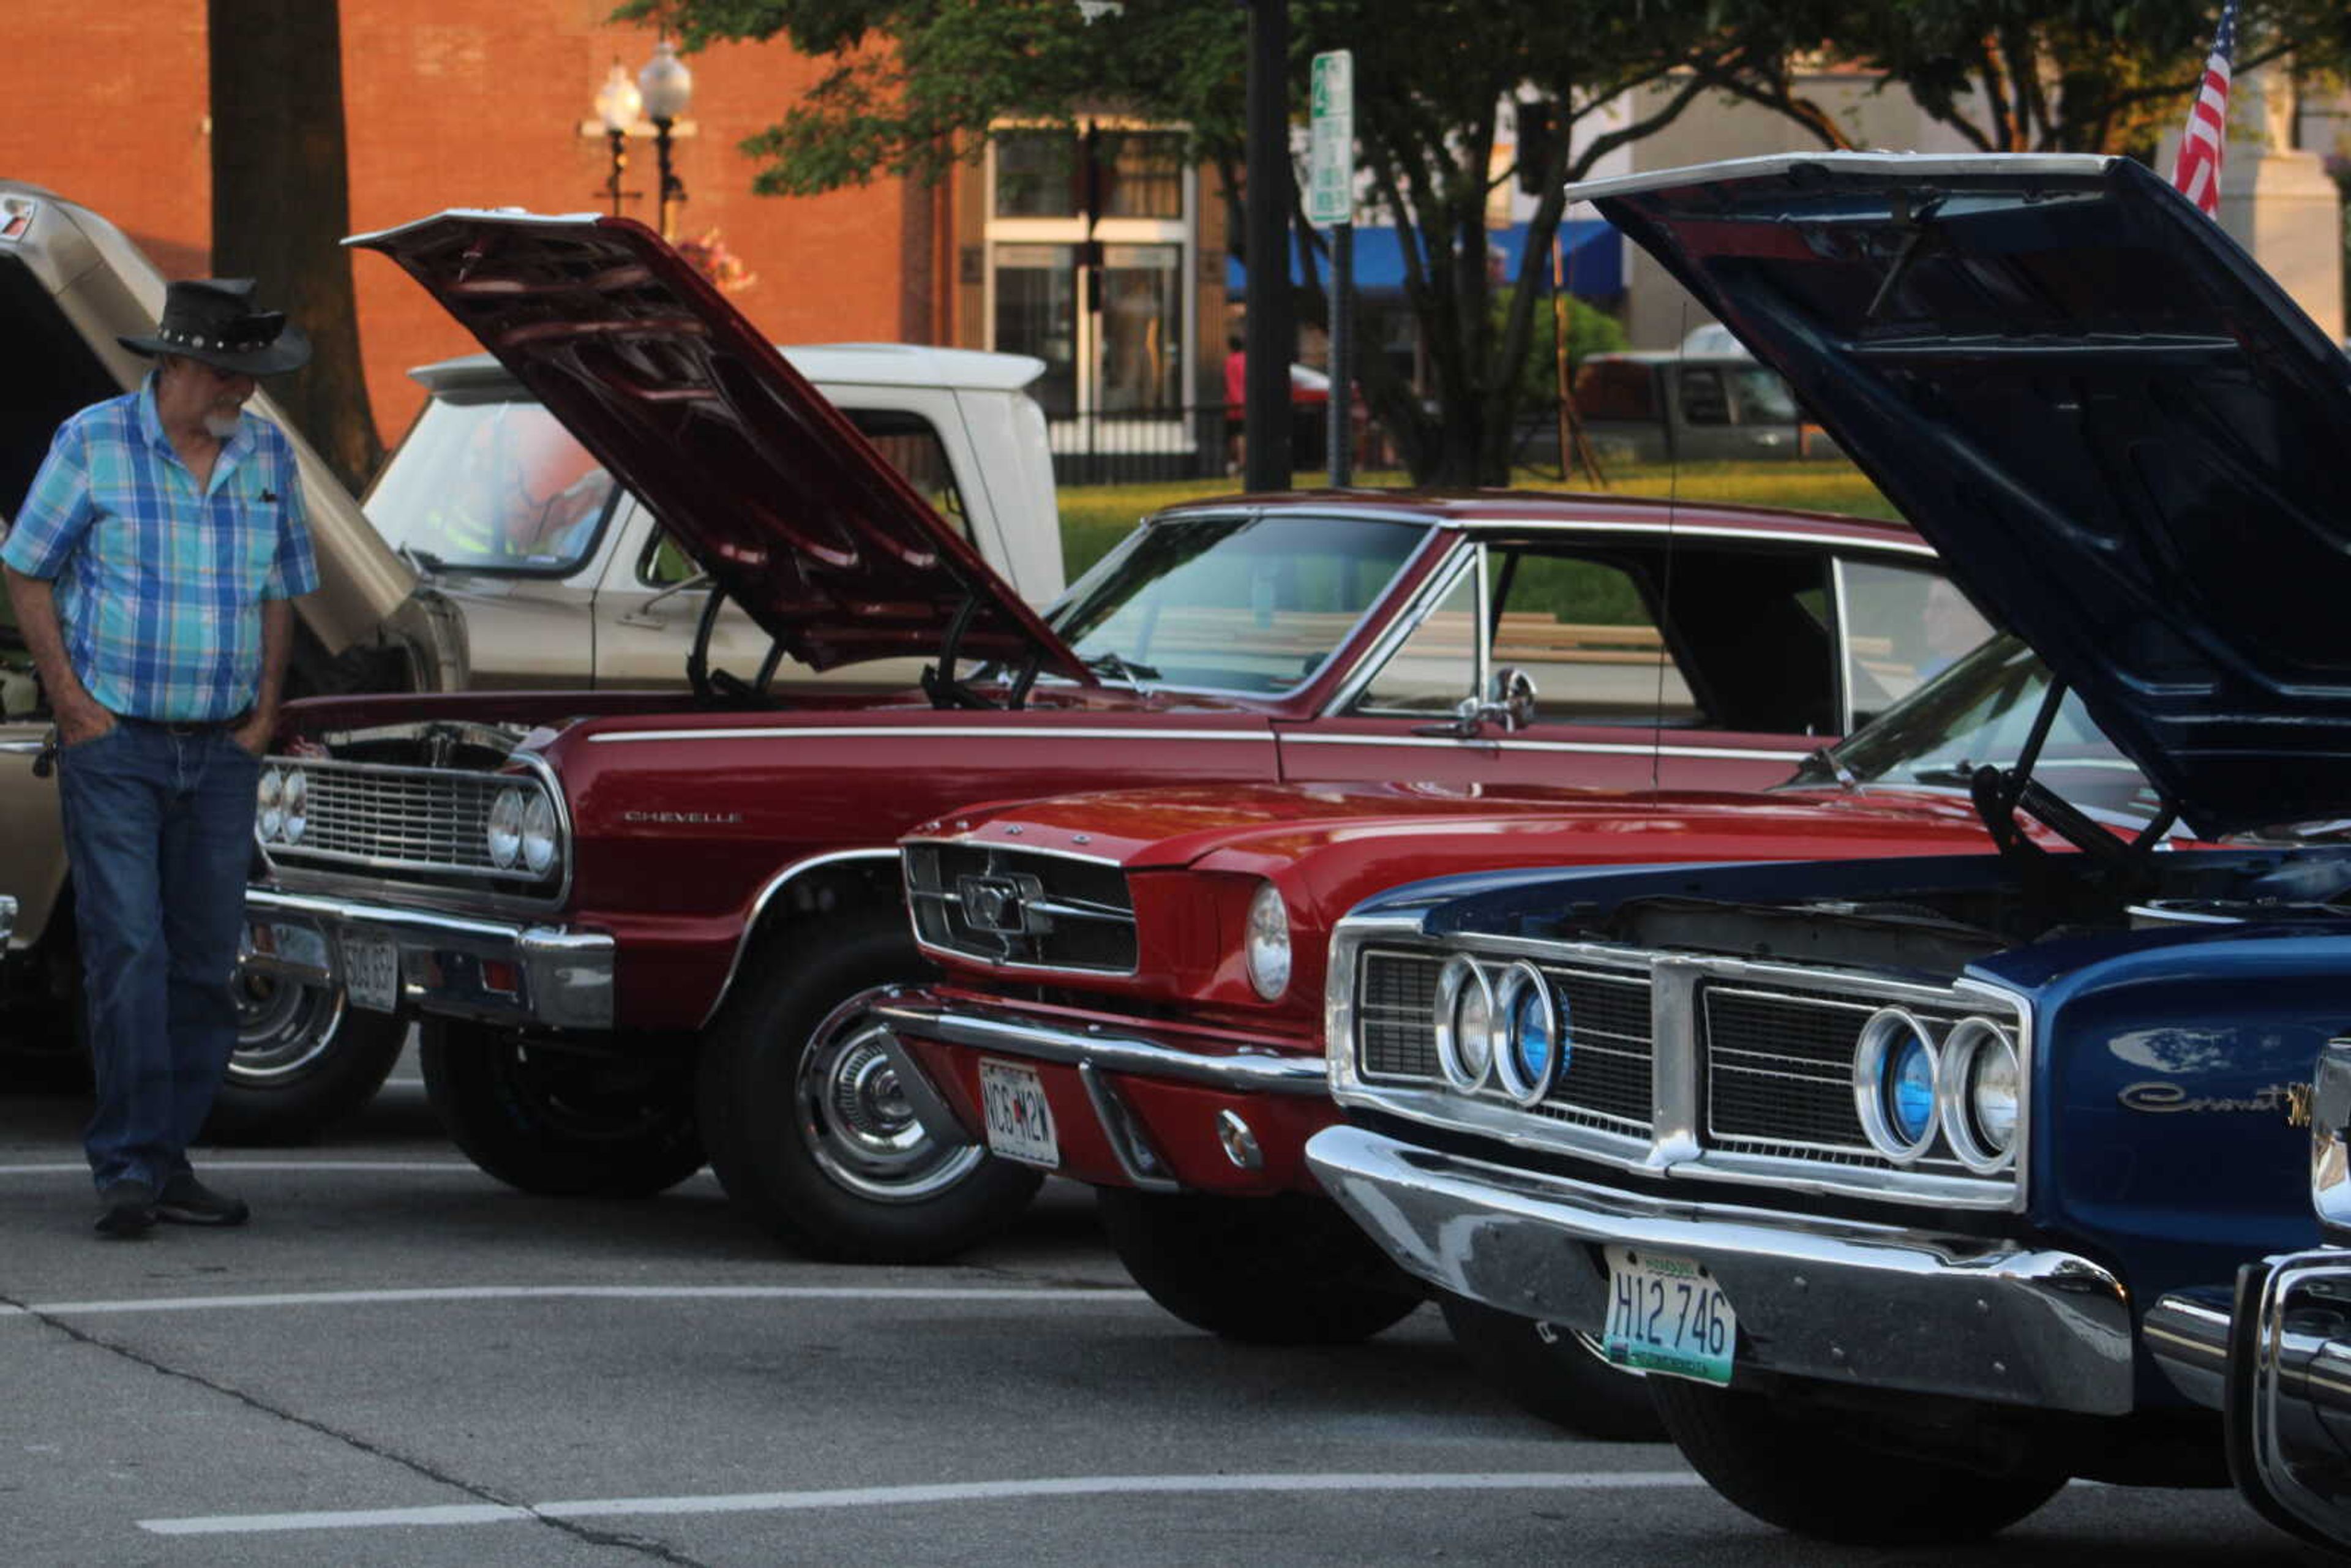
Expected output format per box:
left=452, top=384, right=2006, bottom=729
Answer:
left=1223, top=331, right=1247, bottom=476
left=0, top=279, right=318, bottom=1238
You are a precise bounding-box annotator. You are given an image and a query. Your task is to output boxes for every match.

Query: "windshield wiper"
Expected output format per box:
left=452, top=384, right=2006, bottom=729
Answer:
left=1905, top=762, right=1978, bottom=787
left=1084, top=652, right=1161, bottom=688
left=1801, top=746, right=1857, bottom=789
left=396, top=543, right=444, bottom=573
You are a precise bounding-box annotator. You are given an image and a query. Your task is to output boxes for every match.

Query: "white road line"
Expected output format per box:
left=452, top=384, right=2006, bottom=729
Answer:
left=4, top=1284, right=1149, bottom=1319
left=142, top=1471, right=1706, bottom=1535
left=0, top=1160, right=477, bottom=1176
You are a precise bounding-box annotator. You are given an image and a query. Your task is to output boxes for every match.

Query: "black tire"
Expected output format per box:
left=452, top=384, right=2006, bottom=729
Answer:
left=419, top=1020, right=705, bottom=1198
left=1438, top=1293, right=1666, bottom=1441
left=696, top=917, right=1042, bottom=1262
left=206, top=977, right=408, bottom=1144
left=1649, top=1378, right=2067, bottom=1545
left=1096, top=1187, right=1423, bottom=1345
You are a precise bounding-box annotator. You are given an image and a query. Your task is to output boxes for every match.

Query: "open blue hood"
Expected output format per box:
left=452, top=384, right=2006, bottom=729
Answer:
left=1572, top=152, right=2351, bottom=838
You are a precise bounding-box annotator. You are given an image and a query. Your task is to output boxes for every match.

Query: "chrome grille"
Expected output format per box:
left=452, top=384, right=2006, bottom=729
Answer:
left=1354, top=947, right=1652, bottom=1133
left=264, top=759, right=557, bottom=885
left=1703, top=983, right=1973, bottom=1168
left=904, top=842, right=1136, bottom=972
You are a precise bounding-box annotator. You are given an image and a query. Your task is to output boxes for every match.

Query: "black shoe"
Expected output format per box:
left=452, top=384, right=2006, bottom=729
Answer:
left=94, top=1180, right=157, bottom=1238
left=155, top=1172, right=249, bottom=1228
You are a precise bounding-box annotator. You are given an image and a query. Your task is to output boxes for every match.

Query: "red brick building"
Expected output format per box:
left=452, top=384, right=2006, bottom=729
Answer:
left=9, top=1, right=1232, bottom=456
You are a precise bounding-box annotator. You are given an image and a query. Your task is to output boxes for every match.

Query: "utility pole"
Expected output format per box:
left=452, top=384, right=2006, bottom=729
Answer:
left=1242, top=0, right=1292, bottom=493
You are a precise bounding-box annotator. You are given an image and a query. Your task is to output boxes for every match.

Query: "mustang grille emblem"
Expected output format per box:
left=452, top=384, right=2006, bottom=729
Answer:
left=957, top=872, right=1043, bottom=936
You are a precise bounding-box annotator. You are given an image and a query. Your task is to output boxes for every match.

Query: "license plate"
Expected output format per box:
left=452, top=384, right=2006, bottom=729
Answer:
left=341, top=934, right=400, bottom=1013
left=1601, top=1246, right=1738, bottom=1385
left=977, top=1059, right=1058, bottom=1168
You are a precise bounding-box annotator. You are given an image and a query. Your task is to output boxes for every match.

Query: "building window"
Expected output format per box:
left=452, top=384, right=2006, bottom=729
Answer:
left=986, top=121, right=1195, bottom=424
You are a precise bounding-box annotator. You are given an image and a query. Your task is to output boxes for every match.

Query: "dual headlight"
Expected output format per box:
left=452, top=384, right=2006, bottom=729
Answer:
left=1853, top=1007, right=2020, bottom=1174
left=255, top=766, right=308, bottom=844
left=1434, top=955, right=1569, bottom=1107
left=487, top=786, right=559, bottom=876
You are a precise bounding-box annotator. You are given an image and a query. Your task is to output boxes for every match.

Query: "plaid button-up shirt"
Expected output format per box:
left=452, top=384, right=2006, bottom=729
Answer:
left=1, top=377, right=319, bottom=722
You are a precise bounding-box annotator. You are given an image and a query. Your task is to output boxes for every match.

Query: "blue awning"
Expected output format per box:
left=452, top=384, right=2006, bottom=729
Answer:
left=1226, top=219, right=1621, bottom=299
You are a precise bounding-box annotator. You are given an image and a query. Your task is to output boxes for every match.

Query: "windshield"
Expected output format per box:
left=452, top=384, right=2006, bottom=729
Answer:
left=365, top=397, right=617, bottom=574
left=1043, top=513, right=1431, bottom=694
left=1791, top=634, right=2165, bottom=823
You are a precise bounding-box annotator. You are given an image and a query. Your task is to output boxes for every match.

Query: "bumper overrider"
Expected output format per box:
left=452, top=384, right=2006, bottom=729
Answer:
left=2143, top=1036, right=2351, bottom=1549
left=241, top=887, right=613, bottom=1030
left=1305, top=1123, right=2136, bottom=1416
left=871, top=995, right=1330, bottom=1193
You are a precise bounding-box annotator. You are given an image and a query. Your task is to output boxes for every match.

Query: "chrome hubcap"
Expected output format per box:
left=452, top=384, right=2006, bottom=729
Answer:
left=228, top=973, right=345, bottom=1082
left=795, top=988, right=983, bottom=1204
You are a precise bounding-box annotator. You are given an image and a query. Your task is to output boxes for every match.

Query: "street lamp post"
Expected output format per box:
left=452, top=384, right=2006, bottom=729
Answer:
left=592, top=61, right=641, bottom=219
left=638, top=37, right=694, bottom=241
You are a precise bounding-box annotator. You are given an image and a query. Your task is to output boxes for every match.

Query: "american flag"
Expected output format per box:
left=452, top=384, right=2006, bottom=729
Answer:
left=2170, top=1, right=2237, bottom=217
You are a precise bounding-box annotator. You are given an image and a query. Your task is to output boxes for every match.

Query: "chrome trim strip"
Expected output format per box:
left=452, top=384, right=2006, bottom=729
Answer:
left=1831, top=555, right=1859, bottom=736
left=1306, top=1122, right=2133, bottom=1414
left=1279, top=734, right=1810, bottom=762
left=588, top=726, right=1281, bottom=746
left=1319, top=545, right=1479, bottom=719
left=242, top=887, right=613, bottom=1030
left=871, top=1000, right=1328, bottom=1096
left=901, top=835, right=1125, bottom=866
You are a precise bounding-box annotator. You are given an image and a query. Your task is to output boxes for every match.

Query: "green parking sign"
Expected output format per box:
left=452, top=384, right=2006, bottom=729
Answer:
left=1308, top=50, right=1353, bottom=227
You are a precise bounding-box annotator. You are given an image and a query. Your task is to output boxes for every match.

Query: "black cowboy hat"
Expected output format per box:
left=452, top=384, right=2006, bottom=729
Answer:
left=118, top=277, right=312, bottom=377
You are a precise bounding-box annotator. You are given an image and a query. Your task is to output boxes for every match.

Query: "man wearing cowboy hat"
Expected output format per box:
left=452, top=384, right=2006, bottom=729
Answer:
left=1, top=278, right=320, bottom=1238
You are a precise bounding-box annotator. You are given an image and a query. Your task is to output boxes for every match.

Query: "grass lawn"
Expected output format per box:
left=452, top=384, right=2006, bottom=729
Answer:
left=1056, top=459, right=1900, bottom=579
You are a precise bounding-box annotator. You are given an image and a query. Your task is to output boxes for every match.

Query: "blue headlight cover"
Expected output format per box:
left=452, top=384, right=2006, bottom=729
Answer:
left=1493, top=962, right=1559, bottom=1106
left=1889, top=1032, right=1936, bottom=1143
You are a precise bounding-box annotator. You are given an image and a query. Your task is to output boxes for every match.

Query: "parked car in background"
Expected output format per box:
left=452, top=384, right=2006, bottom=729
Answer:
left=1570, top=350, right=1837, bottom=465
left=0, top=179, right=467, bottom=1138
left=233, top=206, right=1971, bottom=1262
left=1306, top=151, right=2351, bottom=1545
left=2148, top=1033, right=2351, bottom=1553
left=365, top=345, right=1063, bottom=691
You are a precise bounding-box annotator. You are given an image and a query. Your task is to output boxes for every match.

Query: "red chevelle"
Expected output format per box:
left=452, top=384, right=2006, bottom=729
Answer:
left=240, top=208, right=1973, bottom=1264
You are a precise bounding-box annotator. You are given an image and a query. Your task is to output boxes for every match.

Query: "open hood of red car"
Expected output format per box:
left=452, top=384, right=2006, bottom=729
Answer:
left=347, top=210, right=1087, bottom=679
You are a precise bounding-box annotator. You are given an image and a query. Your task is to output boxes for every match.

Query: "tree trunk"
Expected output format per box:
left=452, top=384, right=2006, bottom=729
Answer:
left=208, top=0, right=382, bottom=493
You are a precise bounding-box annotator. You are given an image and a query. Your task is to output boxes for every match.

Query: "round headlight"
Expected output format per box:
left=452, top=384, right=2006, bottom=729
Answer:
left=1854, top=1007, right=1940, bottom=1163
left=1940, top=1016, right=2021, bottom=1174
left=257, top=766, right=285, bottom=841
left=1434, top=955, right=1495, bottom=1092
left=1494, top=961, right=1561, bottom=1106
left=520, top=792, right=558, bottom=877
left=280, top=768, right=307, bottom=846
left=1243, top=881, right=1291, bottom=1001
left=487, top=788, right=525, bottom=869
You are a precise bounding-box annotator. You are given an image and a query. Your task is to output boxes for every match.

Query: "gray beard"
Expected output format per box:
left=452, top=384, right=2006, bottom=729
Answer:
left=203, top=411, right=241, bottom=440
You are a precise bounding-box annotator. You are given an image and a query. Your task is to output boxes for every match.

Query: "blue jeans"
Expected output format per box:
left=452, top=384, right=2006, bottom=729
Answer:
left=58, top=720, right=261, bottom=1193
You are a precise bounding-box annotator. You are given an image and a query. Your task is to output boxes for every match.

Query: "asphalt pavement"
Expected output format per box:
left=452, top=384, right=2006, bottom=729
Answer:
left=0, top=1042, right=2326, bottom=1567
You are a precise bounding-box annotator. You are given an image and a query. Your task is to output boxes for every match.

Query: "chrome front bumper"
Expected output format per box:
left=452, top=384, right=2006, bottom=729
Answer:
left=1306, top=1123, right=2135, bottom=1415
left=870, top=999, right=1330, bottom=1096
left=242, top=887, right=613, bottom=1030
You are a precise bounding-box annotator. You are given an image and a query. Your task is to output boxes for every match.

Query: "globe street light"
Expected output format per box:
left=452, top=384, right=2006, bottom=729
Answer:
left=592, top=61, right=642, bottom=219
left=638, top=37, right=694, bottom=240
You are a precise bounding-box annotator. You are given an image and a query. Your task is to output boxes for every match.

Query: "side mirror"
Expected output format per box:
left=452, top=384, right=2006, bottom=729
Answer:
left=1482, top=666, right=1537, bottom=732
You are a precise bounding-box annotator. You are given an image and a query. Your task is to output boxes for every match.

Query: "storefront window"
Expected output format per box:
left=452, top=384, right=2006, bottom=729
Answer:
left=992, top=243, right=1079, bottom=418
left=1098, top=245, right=1182, bottom=413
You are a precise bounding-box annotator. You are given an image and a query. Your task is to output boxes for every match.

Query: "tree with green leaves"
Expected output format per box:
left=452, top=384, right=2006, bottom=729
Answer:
left=627, top=0, right=2347, bottom=485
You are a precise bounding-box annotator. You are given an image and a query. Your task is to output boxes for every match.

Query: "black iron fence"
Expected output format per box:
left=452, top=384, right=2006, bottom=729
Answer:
left=1046, top=401, right=1370, bottom=487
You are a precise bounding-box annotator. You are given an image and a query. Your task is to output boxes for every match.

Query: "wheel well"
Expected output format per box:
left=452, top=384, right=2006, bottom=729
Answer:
left=704, top=853, right=909, bottom=1027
